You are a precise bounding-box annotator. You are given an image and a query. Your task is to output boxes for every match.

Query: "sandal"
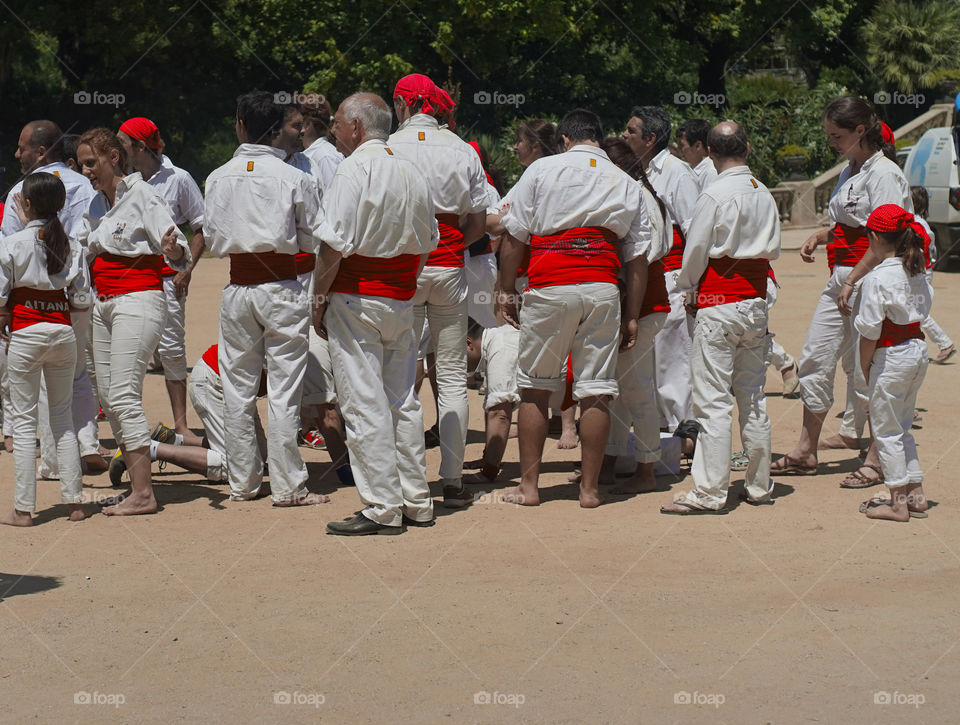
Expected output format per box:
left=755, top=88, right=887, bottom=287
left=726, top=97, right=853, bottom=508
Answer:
left=770, top=454, right=817, bottom=475
left=839, top=464, right=883, bottom=489
left=859, top=497, right=928, bottom=518
left=730, top=450, right=750, bottom=471
left=660, top=500, right=729, bottom=516
left=738, top=492, right=774, bottom=506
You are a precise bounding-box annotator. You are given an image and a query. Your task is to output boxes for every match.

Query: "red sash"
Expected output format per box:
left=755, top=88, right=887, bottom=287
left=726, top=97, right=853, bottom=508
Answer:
left=696, top=257, right=770, bottom=308
left=9, top=287, right=71, bottom=331
left=91, top=253, right=164, bottom=299
left=877, top=320, right=924, bottom=348
left=330, top=254, right=421, bottom=300
left=662, top=225, right=685, bottom=272
left=828, top=223, right=870, bottom=271
left=527, top=226, right=619, bottom=289
left=229, top=252, right=298, bottom=285
left=201, top=344, right=220, bottom=375
left=160, top=263, right=176, bottom=277
left=295, top=252, right=316, bottom=275
left=427, top=213, right=465, bottom=268
left=640, top=259, right=670, bottom=317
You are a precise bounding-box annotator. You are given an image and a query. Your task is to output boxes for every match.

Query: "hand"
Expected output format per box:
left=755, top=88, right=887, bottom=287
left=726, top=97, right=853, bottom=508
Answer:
left=312, top=294, right=328, bottom=338
left=173, top=269, right=191, bottom=299
left=619, top=317, right=638, bottom=351
left=683, top=290, right=698, bottom=318
left=11, top=193, right=29, bottom=226
left=160, top=226, right=183, bottom=261
left=498, top=291, right=520, bottom=329
left=837, top=282, right=854, bottom=317
left=799, top=232, right=820, bottom=263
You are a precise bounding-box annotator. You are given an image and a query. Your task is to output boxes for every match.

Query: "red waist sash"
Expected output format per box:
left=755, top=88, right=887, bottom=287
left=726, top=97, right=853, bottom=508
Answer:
left=9, top=287, right=71, bottom=331
left=828, top=223, right=870, bottom=271
left=640, top=259, right=670, bottom=317
left=201, top=344, right=220, bottom=375
left=330, top=254, right=421, bottom=300
left=92, top=253, right=163, bottom=299
left=295, top=252, right=316, bottom=275
left=662, top=225, right=685, bottom=272
left=696, top=257, right=770, bottom=308
left=527, top=226, right=619, bottom=289
left=427, top=213, right=465, bottom=268
left=229, top=252, right=298, bottom=285
left=877, top=320, right=924, bottom=348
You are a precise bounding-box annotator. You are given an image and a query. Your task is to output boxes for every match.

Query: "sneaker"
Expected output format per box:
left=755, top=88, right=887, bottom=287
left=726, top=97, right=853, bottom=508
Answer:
left=151, top=423, right=176, bottom=444
left=301, top=428, right=326, bottom=450
left=108, top=449, right=127, bottom=487
left=442, top=484, right=474, bottom=509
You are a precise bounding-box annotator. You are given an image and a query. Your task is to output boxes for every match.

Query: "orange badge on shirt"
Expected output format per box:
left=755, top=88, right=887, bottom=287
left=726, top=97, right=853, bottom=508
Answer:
left=590, top=159, right=596, bottom=167
left=247, top=161, right=255, bottom=172
left=751, top=179, right=758, bottom=188
left=385, top=148, right=394, bottom=155
left=418, top=132, right=425, bottom=141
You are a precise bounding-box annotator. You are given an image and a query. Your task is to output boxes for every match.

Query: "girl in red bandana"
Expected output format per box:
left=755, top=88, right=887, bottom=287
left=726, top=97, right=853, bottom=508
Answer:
left=854, top=204, right=932, bottom=521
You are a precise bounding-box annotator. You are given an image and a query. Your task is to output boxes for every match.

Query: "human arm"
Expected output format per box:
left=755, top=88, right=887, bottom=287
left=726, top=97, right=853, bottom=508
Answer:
left=497, top=234, right=527, bottom=329
left=311, top=243, right=343, bottom=338
left=800, top=226, right=831, bottom=263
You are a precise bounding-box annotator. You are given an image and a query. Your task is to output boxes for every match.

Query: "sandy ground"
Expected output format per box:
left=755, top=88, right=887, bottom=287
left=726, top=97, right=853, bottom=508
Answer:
left=2, top=236, right=959, bottom=724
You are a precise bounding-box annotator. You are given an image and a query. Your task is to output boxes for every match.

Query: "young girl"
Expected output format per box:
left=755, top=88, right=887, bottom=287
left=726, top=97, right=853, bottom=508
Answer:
left=855, top=204, right=932, bottom=521
left=0, top=173, right=90, bottom=526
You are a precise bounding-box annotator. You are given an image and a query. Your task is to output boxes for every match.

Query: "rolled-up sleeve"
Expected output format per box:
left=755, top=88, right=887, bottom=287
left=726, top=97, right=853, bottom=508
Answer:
left=854, top=276, right=884, bottom=340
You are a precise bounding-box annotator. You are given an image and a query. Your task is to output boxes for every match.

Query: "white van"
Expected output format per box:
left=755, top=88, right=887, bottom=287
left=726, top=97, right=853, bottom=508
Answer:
left=903, top=126, right=960, bottom=266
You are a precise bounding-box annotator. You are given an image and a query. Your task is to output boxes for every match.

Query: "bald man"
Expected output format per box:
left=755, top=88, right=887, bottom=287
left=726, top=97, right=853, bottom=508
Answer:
left=661, top=122, right=780, bottom=514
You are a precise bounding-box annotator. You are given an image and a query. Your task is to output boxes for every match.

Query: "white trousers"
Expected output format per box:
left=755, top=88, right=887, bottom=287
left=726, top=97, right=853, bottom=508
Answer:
left=868, top=339, right=928, bottom=487
left=327, top=293, right=433, bottom=526
left=465, top=251, right=498, bottom=329
left=921, top=269, right=952, bottom=350
left=765, top=279, right=795, bottom=372
left=412, top=265, right=469, bottom=481
left=92, top=290, right=165, bottom=451
left=157, top=275, right=188, bottom=381
left=303, top=327, right=337, bottom=406
left=607, top=313, right=666, bottom=463
left=8, top=324, right=82, bottom=512
left=654, top=273, right=694, bottom=430
left=219, top=280, right=308, bottom=503
left=681, top=299, right=772, bottom=509
left=481, top=324, right=521, bottom=410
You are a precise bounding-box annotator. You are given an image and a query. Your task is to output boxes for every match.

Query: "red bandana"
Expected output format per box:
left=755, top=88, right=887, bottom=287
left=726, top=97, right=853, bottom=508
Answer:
left=879, top=121, right=895, bottom=146
left=119, top=117, right=163, bottom=152
left=866, top=204, right=928, bottom=244
left=394, top=74, right=437, bottom=115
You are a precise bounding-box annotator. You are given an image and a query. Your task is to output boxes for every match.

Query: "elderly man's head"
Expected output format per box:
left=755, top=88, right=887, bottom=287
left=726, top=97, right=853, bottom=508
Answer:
left=15, top=120, right=63, bottom=173
left=332, top=93, right=392, bottom=156
left=707, top=121, right=749, bottom=163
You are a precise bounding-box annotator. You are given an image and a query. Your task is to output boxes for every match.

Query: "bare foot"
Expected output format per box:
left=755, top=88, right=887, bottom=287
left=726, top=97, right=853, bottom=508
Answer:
left=579, top=488, right=604, bottom=508
left=67, top=504, right=89, bottom=522
left=557, top=428, right=579, bottom=450
left=82, top=454, right=109, bottom=474
left=818, top=434, right=859, bottom=450
left=863, top=501, right=910, bottom=522
left=273, top=492, right=331, bottom=507
left=499, top=485, right=539, bottom=506
left=102, top=491, right=158, bottom=516
left=770, top=450, right=818, bottom=474
left=0, top=509, right=33, bottom=526
left=905, top=482, right=928, bottom=513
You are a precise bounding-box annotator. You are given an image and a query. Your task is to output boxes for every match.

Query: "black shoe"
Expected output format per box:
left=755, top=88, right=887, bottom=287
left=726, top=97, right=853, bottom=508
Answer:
left=326, top=513, right=404, bottom=536
left=402, top=514, right=435, bottom=527
left=673, top=419, right=700, bottom=442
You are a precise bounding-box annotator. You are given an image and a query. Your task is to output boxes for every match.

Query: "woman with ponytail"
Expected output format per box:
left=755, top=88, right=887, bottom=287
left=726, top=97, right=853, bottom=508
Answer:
left=0, top=172, right=91, bottom=526
left=854, top=204, right=932, bottom=521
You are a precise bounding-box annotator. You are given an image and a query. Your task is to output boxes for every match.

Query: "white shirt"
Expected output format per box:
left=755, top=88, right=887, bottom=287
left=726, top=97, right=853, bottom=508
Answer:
left=302, top=137, right=344, bottom=191
left=640, top=182, right=673, bottom=263
left=204, top=144, right=321, bottom=256
left=500, top=145, right=650, bottom=263
left=82, top=173, right=190, bottom=268
left=646, top=148, right=700, bottom=236
left=855, top=257, right=932, bottom=339
left=144, top=156, right=204, bottom=230
left=317, top=139, right=437, bottom=258
left=286, top=151, right=326, bottom=201
left=692, top=156, right=719, bottom=192
left=829, top=151, right=911, bottom=227
left=0, top=219, right=91, bottom=309
left=1, top=162, right=96, bottom=243
left=677, top=165, right=780, bottom=293
left=388, top=114, right=488, bottom=216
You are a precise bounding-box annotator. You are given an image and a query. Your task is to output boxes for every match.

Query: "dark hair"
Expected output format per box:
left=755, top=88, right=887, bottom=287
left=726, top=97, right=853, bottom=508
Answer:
left=61, top=134, right=81, bottom=165
left=78, top=127, right=128, bottom=173
left=677, top=118, right=711, bottom=148
left=22, top=173, right=69, bottom=275
left=516, top=119, right=558, bottom=159
left=823, top=96, right=896, bottom=162
left=470, top=140, right=506, bottom=197
left=911, top=186, right=929, bottom=219
left=876, top=227, right=926, bottom=276
left=301, top=94, right=334, bottom=137
left=629, top=106, right=671, bottom=153
left=557, top=109, right=603, bottom=146
left=26, top=120, right=64, bottom=162
left=466, top=316, right=484, bottom=340
left=237, top=91, right=284, bottom=144
left=599, top=136, right=667, bottom=222
left=707, top=123, right=749, bottom=160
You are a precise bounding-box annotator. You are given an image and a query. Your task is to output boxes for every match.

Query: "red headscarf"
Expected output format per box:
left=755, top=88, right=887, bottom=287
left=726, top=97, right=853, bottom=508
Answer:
left=434, top=87, right=456, bottom=129
left=119, top=117, right=163, bottom=152
left=467, top=140, right=495, bottom=188
left=394, top=74, right=437, bottom=115
left=866, top=204, right=928, bottom=245
left=879, top=121, right=895, bottom=146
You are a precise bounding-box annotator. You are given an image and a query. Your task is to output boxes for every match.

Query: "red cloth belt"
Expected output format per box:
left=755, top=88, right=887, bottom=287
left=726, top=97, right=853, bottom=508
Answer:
left=201, top=344, right=220, bottom=375
left=696, top=257, right=770, bottom=308
left=330, top=254, right=421, bottom=300
left=229, top=252, right=298, bottom=285
left=9, top=287, right=71, bottom=331
left=160, top=264, right=176, bottom=277
left=527, top=226, right=619, bottom=289
left=877, top=320, right=924, bottom=348
left=295, top=252, right=316, bottom=275
left=828, top=223, right=870, bottom=271
left=640, top=259, right=670, bottom=317
left=427, top=213, right=465, bottom=268
left=91, top=253, right=164, bottom=299
left=662, top=225, right=685, bottom=272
